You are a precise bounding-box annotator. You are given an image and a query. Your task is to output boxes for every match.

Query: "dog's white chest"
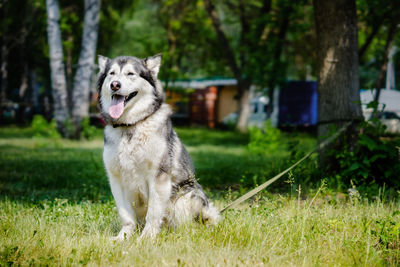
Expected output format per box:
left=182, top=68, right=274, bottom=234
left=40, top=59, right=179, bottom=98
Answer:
left=103, top=124, right=166, bottom=191
left=105, top=128, right=151, bottom=176
left=103, top=127, right=154, bottom=218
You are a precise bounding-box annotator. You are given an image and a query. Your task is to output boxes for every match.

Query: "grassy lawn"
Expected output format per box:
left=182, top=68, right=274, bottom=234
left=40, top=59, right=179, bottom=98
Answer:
left=0, top=126, right=399, bottom=266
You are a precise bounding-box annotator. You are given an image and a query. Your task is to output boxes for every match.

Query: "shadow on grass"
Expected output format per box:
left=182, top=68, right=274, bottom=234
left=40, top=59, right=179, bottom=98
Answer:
left=176, top=127, right=249, bottom=147
left=192, top=149, right=320, bottom=193
left=0, top=145, right=111, bottom=203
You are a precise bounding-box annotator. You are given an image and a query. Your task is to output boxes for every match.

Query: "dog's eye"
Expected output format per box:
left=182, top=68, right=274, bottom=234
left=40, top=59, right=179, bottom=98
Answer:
left=109, top=71, right=115, bottom=75
left=127, top=72, right=134, bottom=76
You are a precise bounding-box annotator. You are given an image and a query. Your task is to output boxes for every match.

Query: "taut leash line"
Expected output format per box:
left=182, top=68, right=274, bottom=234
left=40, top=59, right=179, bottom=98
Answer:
left=220, top=122, right=351, bottom=213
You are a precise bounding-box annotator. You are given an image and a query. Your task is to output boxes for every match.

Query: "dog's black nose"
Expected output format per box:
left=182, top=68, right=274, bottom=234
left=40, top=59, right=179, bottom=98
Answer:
left=110, top=81, right=121, bottom=91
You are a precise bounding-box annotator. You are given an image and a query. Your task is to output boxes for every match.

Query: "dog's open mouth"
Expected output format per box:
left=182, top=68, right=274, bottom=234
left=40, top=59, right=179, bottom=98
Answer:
left=109, top=91, right=138, bottom=119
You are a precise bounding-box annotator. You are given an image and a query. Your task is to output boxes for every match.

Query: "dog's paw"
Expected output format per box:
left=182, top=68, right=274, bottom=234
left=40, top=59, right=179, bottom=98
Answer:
left=111, top=226, right=135, bottom=242
left=110, top=234, right=126, bottom=243
left=139, top=225, right=159, bottom=240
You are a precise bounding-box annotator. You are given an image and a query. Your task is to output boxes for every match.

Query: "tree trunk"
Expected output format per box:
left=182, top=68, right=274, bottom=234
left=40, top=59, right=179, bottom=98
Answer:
left=19, top=64, right=29, bottom=100
left=313, top=0, right=363, bottom=168
left=46, top=0, right=69, bottom=135
left=71, top=0, right=100, bottom=138
left=204, top=0, right=250, bottom=132
left=66, top=35, right=74, bottom=112
left=236, top=83, right=251, bottom=132
left=0, top=44, right=8, bottom=104
left=373, top=20, right=397, bottom=108
left=30, top=70, right=40, bottom=114
left=266, top=7, right=291, bottom=118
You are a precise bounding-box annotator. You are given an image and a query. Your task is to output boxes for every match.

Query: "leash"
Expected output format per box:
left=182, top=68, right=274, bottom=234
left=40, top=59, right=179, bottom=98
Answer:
left=220, top=122, right=352, bottom=213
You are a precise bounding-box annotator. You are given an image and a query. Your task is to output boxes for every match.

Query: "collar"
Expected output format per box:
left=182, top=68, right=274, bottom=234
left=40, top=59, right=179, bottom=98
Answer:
left=111, top=114, right=150, bottom=128
left=112, top=123, right=134, bottom=128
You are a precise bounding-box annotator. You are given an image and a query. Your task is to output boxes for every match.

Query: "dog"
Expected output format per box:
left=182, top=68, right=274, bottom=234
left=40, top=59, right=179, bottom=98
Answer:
left=97, top=54, right=220, bottom=240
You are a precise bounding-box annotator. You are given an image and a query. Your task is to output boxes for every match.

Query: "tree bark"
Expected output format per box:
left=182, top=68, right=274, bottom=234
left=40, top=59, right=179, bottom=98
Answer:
left=71, top=0, right=100, bottom=138
left=46, top=0, right=69, bottom=135
left=313, top=0, right=363, bottom=167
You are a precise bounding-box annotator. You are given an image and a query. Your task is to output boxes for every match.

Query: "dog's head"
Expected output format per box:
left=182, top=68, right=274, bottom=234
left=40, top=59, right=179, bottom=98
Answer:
left=97, top=54, right=164, bottom=126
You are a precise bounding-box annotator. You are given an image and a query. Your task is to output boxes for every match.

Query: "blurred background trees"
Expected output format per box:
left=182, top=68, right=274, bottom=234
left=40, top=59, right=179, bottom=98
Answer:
left=0, top=0, right=399, bottom=134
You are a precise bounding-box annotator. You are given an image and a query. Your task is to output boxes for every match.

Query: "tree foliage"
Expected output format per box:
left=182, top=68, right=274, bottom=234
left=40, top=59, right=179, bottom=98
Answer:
left=357, top=0, right=400, bottom=89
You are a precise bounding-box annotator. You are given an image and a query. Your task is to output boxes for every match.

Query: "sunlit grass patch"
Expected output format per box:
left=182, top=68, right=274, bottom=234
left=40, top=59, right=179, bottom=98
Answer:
left=1, top=197, right=399, bottom=266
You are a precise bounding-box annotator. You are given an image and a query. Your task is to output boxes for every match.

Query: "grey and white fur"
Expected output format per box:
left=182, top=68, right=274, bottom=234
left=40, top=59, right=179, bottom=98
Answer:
left=97, top=54, right=220, bottom=240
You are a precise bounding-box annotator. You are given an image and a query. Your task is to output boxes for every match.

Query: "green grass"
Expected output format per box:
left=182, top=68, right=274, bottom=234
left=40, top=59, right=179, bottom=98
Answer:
left=0, top=126, right=399, bottom=266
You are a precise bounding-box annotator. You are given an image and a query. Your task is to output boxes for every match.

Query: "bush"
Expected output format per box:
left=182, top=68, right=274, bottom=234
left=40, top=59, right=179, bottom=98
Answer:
left=31, top=115, right=61, bottom=139
left=81, top=117, right=97, bottom=140
left=248, top=120, right=283, bottom=154
left=333, top=118, right=400, bottom=191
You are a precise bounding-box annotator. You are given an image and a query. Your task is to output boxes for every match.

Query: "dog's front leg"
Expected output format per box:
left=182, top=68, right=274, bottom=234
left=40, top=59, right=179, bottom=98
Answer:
left=141, top=173, right=171, bottom=239
left=109, top=175, right=137, bottom=241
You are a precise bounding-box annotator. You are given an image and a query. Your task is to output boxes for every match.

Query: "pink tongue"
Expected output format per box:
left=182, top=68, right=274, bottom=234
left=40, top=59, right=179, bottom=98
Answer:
left=109, top=95, right=125, bottom=119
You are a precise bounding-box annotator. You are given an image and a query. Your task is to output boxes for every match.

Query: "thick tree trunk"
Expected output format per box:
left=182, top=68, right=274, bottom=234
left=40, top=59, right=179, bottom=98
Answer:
left=46, top=0, right=69, bottom=135
left=71, top=0, right=100, bottom=138
left=314, top=0, right=363, bottom=167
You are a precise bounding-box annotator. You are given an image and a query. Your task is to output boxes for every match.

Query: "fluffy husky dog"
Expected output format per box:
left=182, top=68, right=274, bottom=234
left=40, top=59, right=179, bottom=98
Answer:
left=97, top=54, right=220, bottom=240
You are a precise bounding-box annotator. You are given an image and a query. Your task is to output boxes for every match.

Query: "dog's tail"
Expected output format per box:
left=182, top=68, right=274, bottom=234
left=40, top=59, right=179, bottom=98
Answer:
left=169, top=189, right=221, bottom=226
left=199, top=201, right=221, bottom=225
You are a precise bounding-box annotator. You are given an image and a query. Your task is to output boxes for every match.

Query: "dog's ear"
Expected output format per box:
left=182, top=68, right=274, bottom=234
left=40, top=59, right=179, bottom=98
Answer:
left=98, top=55, right=109, bottom=73
left=144, top=53, right=162, bottom=77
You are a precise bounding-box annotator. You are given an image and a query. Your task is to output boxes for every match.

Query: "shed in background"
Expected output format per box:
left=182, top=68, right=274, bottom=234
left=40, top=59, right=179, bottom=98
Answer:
left=165, top=78, right=238, bottom=128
